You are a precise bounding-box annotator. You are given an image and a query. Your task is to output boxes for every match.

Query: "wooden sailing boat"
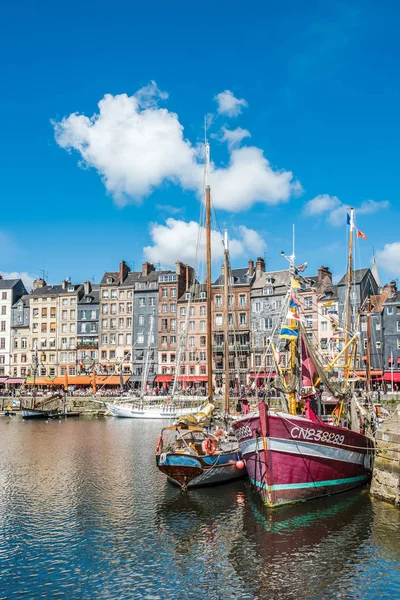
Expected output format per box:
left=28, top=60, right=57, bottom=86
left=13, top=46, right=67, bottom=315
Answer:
left=232, top=210, right=375, bottom=507
left=22, top=343, right=63, bottom=419
left=155, top=140, right=245, bottom=488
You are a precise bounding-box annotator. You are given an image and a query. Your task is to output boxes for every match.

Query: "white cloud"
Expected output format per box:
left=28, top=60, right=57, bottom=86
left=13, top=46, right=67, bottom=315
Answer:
left=155, top=204, right=183, bottom=215
left=211, top=147, right=302, bottom=212
left=53, top=86, right=202, bottom=207
left=303, top=195, right=389, bottom=227
left=220, top=126, right=251, bottom=149
left=376, top=242, right=400, bottom=275
left=236, top=225, right=266, bottom=255
left=54, top=82, right=301, bottom=212
left=215, top=90, right=248, bottom=117
left=143, top=218, right=265, bottom=267
left=303, top=194, right=340, bottom=216
left=0, top=271, right=35, bottom=290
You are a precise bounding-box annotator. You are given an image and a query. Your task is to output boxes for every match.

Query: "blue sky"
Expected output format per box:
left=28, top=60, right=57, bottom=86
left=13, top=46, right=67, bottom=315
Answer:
left=1, top=0, right=400, bottom=288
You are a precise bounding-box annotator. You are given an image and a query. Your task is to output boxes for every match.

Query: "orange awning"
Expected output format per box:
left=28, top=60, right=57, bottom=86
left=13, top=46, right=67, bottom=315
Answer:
left=26, top=375, right=130, bottom=386
left=354, top=370, right=383, bottom=377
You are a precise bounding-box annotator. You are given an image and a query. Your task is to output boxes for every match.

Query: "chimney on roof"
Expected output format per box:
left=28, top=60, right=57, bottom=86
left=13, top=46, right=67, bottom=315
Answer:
left=32, top=278, right=46, bottom=290
left=248, top=259, right=254, bottom=278
left=142, top=262, right=155, bottom=277
left=256, top=257, right=265, bottom=279
left=119, top=260, right=130, bottom=284
left=62, top=279, right=68, bottom=290
left=84, top=280, right=92, bottom=296
left=318, top=266, right=332, bottom=285
left=175, top=261, right=184, bottom=276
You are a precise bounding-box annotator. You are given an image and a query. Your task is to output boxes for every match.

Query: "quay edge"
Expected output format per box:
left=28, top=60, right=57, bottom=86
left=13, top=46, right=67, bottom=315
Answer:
left=370, top=407, right=400, bottom=507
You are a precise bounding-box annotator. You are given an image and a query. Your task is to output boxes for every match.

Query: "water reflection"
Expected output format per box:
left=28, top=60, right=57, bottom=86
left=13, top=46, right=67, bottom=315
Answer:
left=0, top=419, right=399, bottom=599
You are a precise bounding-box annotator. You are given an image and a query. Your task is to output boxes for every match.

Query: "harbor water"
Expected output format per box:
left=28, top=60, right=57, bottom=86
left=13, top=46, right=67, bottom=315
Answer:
left=0, top=418, right=400, bottom=599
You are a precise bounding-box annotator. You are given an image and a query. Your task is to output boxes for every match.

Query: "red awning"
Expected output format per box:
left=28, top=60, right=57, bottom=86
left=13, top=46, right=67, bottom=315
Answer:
left=177, top=375, right=208, bottom=382
left=381, top=373, right=400, bottom=382
left=155, top=375, right=174, bottom=383
left=5, top=378, right=24, bottom=384
left=250, top=372, right=277, bottom=379
left=0, top=377, right=8, bottom=383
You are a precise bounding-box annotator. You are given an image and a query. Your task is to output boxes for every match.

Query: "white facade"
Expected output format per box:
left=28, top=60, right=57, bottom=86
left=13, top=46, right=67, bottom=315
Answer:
left=0, top=279, right=26, bottom=376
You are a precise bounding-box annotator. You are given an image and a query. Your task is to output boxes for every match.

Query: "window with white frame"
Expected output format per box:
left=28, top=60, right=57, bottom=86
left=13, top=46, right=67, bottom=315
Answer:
left=305, top=296, right=312, bottom=309
left=264, top=317, right=272, bottom=330
left=215, top=314, right=223, bottom=327
left=215, top=295, right=222, bottom=307
left=321, top=321, right=328, bottom=331
left=387, top=307, right=393, bottom=314
left=305, top=315, right=313, bottom=328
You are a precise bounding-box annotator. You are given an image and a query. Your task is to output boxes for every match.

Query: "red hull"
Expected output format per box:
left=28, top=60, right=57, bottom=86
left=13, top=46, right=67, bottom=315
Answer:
left=232, top=403, right=375, bottom=507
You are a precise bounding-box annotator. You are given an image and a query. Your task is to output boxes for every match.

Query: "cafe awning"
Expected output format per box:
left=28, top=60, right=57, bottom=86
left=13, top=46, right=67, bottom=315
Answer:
left=5, top=378, right=25, bottom=384
left=25, top=375, right=130, bottom=386
left=177, top=375, right=208, bottom=382
left=154, top=375, right=174, bottom=383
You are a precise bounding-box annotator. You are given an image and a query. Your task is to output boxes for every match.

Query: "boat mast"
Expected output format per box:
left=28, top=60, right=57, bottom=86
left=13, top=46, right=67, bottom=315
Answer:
left=366, top=297, right=371, bottom=394
left=32, top=340, right=38, bottom=410
left=288, top=225, right=297, bottom=416
left=205, top=141, right=213, bottom=404
left=223, top=229, right=230, bottom=414
left=344, top=207, right=354, bottom=383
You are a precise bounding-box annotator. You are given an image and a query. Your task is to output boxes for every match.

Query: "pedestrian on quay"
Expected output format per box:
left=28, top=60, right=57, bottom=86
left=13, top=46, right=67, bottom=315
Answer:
left=241, top=395, right=250, bottom=415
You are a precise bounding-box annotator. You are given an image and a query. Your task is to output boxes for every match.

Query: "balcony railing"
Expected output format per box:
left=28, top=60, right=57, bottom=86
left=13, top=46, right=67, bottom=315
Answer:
left=77, top=341, right=99, bottom=349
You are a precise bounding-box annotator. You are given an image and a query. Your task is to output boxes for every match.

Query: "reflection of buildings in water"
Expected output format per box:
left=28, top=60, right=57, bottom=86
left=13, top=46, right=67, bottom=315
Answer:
left=230, top=489, right=373, bottom=600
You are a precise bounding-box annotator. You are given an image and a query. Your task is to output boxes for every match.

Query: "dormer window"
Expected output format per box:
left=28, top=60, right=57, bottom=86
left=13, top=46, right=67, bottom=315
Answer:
left=86, top=297, right=92, bottom=303
left=68, top=286, right=74, bottom=292
left=263, top=287, right=273, bottom=296
left=18, top=303, right=23, bottom=311
left=107, top=277, right=113, bottom=284
left=200, top=291, right=206, bottom=299
left=185, top=292, right=191, bottom=300
left=265, top=277, right=274, bottom=285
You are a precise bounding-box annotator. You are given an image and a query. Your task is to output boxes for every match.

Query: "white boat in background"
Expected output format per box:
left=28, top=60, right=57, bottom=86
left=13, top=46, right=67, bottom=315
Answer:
left=105, top=401, right=203, bottom=419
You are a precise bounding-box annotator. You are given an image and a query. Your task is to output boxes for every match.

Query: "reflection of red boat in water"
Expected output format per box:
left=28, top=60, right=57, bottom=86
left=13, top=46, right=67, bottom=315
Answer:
left=230, top=488, right=372, bottom=600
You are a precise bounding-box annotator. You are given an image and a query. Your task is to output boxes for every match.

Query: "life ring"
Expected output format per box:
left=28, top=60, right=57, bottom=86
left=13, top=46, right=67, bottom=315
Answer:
left=156, top=435, right=163, bottom=453
left=202, top=438, right=217, bottom=455
left=215, top=429, right=224, bottom=437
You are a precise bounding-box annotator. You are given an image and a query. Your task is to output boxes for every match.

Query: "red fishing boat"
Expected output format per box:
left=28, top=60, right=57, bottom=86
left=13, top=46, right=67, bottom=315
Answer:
left=233, top=211, right=375, bottom=507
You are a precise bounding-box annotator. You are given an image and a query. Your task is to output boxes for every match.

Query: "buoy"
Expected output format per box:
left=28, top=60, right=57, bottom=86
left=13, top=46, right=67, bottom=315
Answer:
left=236, top=460, right=245, bottom=469
left=202, top=438, right=217, bottom=455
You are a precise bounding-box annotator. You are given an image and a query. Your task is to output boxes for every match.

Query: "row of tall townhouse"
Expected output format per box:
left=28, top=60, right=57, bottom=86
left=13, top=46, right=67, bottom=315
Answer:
left=2, top=257, right=385, bottom=385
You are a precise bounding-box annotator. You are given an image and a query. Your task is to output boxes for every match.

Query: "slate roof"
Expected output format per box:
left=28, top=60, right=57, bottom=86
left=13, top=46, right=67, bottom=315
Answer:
left=12, top=294, right=30, bottom=308
left=0, top=279, right=20, bottom=289
left=136, top=269, right=170, bottom=283
left=30, top=284, right=83, bottom=296
left=100, top=271, right=142, bottom=286
left=319, top=284, right=338, bottom=301
left=213, top=267, right=251, bottom=286
left=251, top=269, right=291, bottom=291
left=78, top=290, right=100, bottom=305
left=337, top=268, right=370, bottom=286
left=178, top=283, right=206, bottom=302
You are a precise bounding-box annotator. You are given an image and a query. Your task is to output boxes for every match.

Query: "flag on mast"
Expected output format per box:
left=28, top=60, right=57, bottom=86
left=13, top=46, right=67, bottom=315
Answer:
left=357, top=229, right=367, bottom=239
